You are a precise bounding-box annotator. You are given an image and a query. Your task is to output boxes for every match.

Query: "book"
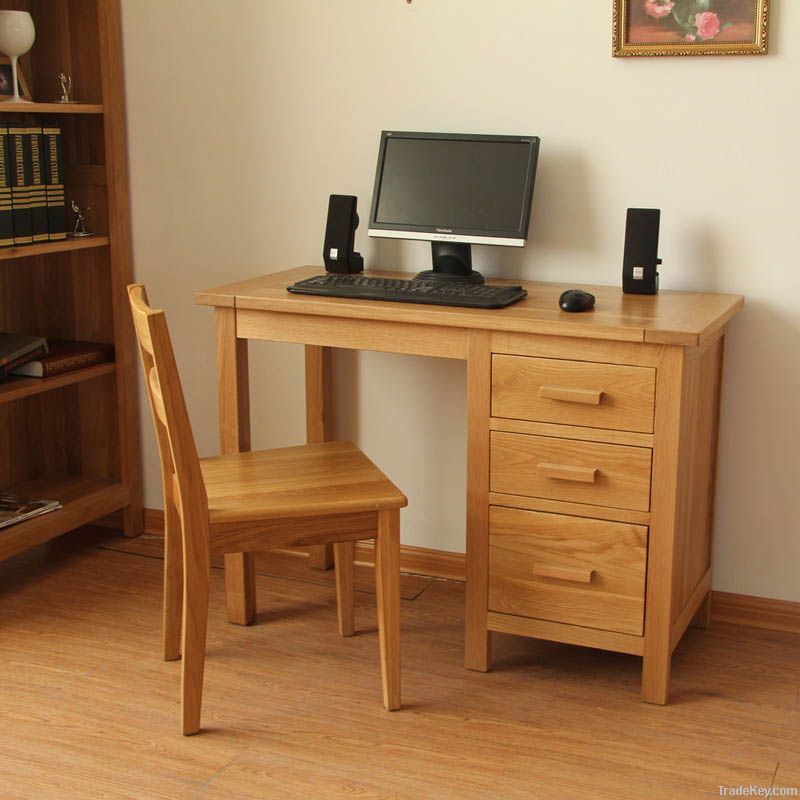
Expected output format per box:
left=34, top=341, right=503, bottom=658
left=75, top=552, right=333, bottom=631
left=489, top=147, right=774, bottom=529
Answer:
left=0, top=333, right=48, bottom=367
left=28, top=125, right=49, bottom=243
left=11, top=339, right=114, bottom=379
left=0, top=123, right=13, bottom=248
left=0, top=343, right=47, bottom=380
left=0, top=491, right=61, bottom=531
left=8, top=124, right=32, bottom=245
left=42, top=125, right=67, bottom=241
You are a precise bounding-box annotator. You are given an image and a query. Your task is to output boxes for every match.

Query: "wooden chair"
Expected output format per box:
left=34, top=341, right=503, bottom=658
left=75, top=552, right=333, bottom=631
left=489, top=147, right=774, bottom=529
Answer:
left=127, top=284, right=406, bottom=734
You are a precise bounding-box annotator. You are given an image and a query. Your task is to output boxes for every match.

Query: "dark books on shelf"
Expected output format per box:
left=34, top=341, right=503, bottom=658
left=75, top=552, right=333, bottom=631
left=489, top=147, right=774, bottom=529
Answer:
left=12, top=339, right=114, bottom=379
left=0, top=333, right=48, bottom=380
left=0, top=123, right=67, bottom=248
left=0, top=492, right=62, bottom=531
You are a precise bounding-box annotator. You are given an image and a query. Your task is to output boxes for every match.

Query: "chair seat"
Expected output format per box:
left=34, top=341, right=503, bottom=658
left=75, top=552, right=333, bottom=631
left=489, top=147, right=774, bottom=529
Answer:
left=200, top=441, right=407, bottom=525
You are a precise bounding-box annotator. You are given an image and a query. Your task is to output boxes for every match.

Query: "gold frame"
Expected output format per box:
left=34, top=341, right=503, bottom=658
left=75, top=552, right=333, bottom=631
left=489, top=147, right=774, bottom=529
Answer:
left=613, top=0, right=769, bottom=56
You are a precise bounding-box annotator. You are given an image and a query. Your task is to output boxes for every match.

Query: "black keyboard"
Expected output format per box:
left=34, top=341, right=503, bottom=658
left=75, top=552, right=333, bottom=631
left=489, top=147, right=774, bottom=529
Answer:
left=287, top=274, right=527, bottom=309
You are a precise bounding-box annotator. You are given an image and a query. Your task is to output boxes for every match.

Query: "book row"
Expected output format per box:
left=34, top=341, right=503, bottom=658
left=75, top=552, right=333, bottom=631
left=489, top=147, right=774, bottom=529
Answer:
left=0, top=333, right=114, bottom=381
left=0, top=122, right=67, bottom=247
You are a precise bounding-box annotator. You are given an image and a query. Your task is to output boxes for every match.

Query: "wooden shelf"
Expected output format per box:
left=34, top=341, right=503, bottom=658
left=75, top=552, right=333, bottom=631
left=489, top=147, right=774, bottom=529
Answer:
left=0, top=475, right=130, bottom=561
left=0, top=2, right=142, bottom=560
left=0, top=363, right=115, bottom=405
left=0, top=236, right=110, bottom=261
left=0, top=102, right=103, bottom=114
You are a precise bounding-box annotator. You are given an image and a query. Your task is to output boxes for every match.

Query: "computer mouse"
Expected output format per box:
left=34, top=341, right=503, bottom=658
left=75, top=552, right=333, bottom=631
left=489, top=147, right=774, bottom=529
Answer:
left=559, top=289, right=596, bottom=313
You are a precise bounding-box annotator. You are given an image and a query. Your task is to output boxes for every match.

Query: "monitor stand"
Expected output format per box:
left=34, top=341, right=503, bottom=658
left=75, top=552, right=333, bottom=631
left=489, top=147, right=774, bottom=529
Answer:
left=415, top=242, right=485, bottom=284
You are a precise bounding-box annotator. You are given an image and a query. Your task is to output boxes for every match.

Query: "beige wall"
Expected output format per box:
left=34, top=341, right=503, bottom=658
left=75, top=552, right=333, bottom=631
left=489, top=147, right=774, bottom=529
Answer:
left=121, top=1, right=799, bottom=602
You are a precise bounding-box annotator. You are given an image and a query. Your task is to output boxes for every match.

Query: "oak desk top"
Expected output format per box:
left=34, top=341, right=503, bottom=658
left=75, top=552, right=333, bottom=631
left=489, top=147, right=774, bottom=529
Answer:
left=196, top=266, right=744, bottom=348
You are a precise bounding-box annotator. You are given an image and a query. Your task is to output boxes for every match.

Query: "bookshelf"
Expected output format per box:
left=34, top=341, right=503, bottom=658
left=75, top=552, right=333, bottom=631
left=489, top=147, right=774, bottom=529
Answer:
left=0, top=235, right=109, bottom=260
left=0, top=362, right=116, bottom=404
left=0, top=102, right=103, bottom=114
left=0, top=474, right=128, bottom=561
left=0, top=0, right=142, bottom=555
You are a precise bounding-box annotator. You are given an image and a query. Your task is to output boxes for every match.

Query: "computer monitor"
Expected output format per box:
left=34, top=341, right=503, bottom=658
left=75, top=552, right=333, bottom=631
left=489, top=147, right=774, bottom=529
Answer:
left=368, top=131, right=540, bottom=283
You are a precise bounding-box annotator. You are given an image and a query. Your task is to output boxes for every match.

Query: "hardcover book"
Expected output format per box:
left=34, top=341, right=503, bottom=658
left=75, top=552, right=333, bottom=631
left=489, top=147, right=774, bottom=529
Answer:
left=42, top=125, right=67, bottom=241
left=8, top=124, right=32, bottom=245
left=0, top=333, right=48, bottom=366
left=0, top=333, right=48, bottom=380
left=0, top=123, right=13, bottom=247
left=0, top=344, right=47, bottom=380
left=11, top=339, right=114, bottom=379
left=28, top=125, right=49, bottom=243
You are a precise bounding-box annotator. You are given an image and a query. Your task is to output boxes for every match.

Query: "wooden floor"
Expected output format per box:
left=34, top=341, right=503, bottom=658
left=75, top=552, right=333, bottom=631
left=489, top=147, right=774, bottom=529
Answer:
left=0, top=528, right=798, bottom=800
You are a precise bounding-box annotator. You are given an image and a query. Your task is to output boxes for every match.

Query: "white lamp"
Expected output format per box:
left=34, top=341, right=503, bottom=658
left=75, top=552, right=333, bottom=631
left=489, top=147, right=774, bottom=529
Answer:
left=0, top=11, right=35, bottom=103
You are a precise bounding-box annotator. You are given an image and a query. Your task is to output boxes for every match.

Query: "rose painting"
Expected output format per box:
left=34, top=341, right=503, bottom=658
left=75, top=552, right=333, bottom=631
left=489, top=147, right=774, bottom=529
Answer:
left=614, top=0, right=769, bottom=56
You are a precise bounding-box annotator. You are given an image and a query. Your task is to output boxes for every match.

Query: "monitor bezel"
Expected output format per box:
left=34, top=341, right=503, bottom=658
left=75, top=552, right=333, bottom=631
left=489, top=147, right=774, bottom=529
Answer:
left=367, top=130, right=540, bottom=247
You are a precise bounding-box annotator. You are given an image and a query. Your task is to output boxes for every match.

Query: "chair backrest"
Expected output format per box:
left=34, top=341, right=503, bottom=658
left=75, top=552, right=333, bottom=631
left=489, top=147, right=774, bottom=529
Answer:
left=127, top=284, right=208, bottom=529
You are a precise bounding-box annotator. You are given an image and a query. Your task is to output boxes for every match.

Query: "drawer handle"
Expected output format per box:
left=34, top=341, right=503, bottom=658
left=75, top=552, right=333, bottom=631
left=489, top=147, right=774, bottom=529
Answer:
left=539, top=385, right=604, bottom=405
left=533, top=564, right=595, bottom=584
left=536, top=462, right=598, bottom=483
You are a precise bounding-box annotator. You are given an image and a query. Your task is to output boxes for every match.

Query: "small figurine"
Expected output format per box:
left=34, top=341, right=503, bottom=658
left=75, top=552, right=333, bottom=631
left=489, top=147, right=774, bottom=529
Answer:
left=68, top=200, right=94, bottom=238
left=57, top=72, right=75, bottom=103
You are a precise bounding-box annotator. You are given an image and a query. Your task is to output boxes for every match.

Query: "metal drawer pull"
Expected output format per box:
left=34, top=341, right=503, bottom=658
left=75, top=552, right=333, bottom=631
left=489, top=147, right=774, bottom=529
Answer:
left=539, top=385, right=603, bottom=405
left=533, top=564, right=595, bottom=584
left=536, top=462, right=598, bottom=483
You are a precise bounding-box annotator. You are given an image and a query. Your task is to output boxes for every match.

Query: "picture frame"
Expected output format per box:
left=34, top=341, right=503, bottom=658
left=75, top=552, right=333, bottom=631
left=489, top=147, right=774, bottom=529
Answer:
left=0, top=56, right=32, bottom=100
left=613, top=0, right=769, bottom=57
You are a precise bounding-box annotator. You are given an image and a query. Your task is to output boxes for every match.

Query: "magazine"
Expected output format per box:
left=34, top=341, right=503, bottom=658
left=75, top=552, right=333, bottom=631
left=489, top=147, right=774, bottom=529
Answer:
left=0, top=492, right=62, bottom=531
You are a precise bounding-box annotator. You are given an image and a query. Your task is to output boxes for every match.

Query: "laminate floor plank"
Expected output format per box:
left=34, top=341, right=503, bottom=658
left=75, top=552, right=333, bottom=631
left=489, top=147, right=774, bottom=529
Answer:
left=0, top=528, right=797, bottom=800
left=773, top=759, right=800, bottom=796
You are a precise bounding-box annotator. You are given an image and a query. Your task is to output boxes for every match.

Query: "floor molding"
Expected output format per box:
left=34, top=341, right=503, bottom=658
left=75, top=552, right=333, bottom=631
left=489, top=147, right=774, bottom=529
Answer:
left=710, top=591, right=800, bottom=636
left=116, top=508, right=798, bottom=635
left=352, top=540, right=466, bottom=582
left=143, top=508, right=164, bottom=535
left=134, top=508, right=467, bottom=580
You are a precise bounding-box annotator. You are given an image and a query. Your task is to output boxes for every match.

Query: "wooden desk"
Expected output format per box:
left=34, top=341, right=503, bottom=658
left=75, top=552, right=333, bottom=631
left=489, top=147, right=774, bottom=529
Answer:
left=197, top=266, right=744, bottom=704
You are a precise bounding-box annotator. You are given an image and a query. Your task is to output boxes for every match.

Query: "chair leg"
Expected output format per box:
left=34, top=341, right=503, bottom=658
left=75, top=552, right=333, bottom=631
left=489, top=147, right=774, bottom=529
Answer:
left=163, top=500, right=183, bottom=661
left=181, top=547, right=210, bottom=735
left=334, top=541, right=355, bottom=637
left=224, top=552, right=257, bottom=625
left=374, top=508, right=401, bottom=711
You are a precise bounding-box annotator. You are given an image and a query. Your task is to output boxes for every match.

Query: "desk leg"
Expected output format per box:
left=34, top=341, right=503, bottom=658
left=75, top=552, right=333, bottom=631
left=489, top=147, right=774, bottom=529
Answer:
left=465, top=331, right=492, bottom=671
left=641, top=345, right=683, bottom=704
left=215, top=307, right=257, bottom=625
left=306, top=345, right=335, bottom=570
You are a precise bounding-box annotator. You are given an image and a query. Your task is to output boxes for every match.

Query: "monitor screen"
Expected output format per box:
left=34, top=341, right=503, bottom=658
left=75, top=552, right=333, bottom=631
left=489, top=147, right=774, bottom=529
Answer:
left=368, top=131, right=539, bottom=246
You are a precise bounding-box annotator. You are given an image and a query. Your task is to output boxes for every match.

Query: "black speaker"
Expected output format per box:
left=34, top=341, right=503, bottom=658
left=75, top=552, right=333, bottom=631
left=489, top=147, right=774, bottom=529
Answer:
left=622, top=208, right=662, bottom=295
left=323, top=194, right=364, bottom=274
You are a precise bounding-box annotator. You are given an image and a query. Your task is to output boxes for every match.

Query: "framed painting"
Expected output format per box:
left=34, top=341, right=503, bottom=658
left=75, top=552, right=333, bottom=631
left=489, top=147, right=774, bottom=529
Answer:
left=613, top=0, right=769, bottom=56
left=0, top=56, right=31, bottom=100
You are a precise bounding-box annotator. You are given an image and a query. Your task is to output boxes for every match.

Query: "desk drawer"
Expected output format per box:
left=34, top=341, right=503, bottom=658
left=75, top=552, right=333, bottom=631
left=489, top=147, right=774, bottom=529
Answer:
left=492, top=355, right=655, bottom=433
left=490, top=431, right=652, bottom=512
left=489, top=506, right=647, bottom=635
